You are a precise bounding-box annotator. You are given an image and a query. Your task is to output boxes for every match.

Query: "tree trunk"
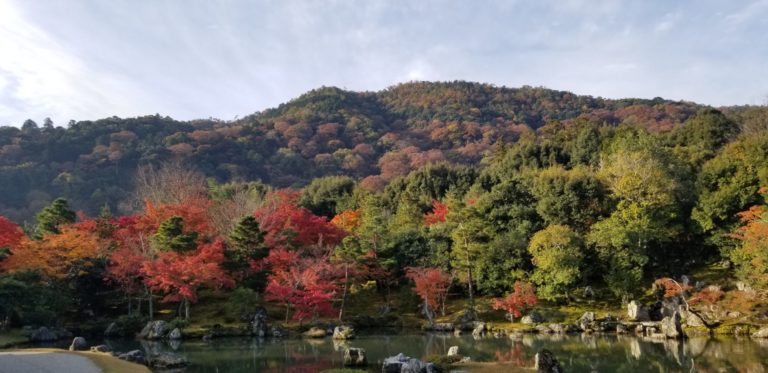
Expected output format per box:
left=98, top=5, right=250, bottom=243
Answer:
left=285, top=303, right=290, bottom=324
left=147, top=287, right=154, bottom=321
left=464, top=238, right=474, bottom=307
left=339, top=263, right=349, bottom=322
left=184, top=298, right=190, bottom=321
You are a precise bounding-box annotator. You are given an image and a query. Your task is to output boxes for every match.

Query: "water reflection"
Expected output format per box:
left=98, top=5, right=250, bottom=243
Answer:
left=66, top=332, right=768, bottom=372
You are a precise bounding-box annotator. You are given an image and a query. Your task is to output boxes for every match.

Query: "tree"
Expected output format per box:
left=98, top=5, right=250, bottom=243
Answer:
left=35, top=198, right=76, bottom=238
left=152, top=216, right=198, bottom=252
left=589, top=148, right=682, bottom=299
left=263, top=249, right=336, bottom=323
left=227, top=216, right=268, bottom=268
left=330, top=210, right=361, bottom=232
left=142, top=240, right=233, bottom=320
left=0, top=216, right=24, bottom=260
left=531, top=166, right=608, bottom=231
left=528, top=225, right=584, bottom=300
left=405, top=267, right=452, bottom=323
left=448, top=200, right=487, bottom=307
left=491, top=281, right=538, bottom=322
left=298, top=176, right=355, bottom=218
left=254, top=190, right=346, bottom=252
left=730, top=196, right=768, bottom=288
left=3, top=224, right=102, bottom=279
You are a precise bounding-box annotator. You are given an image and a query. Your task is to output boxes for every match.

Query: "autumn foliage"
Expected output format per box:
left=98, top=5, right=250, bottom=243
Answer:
left=405, top=267, right=452, bottom=317
left=491, top=281, right=538, bottom=320
left=423, top=200, right=448, bottom=226
left=0, top=216, right=24, bottom=250
left=254, top=190, right=347, bottom=251
left=263, top=249, right=336, bottom=322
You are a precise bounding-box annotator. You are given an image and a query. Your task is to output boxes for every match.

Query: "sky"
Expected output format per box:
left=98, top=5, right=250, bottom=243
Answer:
left=0, top=0, right=767, bottom=127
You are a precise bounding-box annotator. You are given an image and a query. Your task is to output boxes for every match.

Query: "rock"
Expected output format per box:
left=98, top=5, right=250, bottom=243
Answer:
left=304, top=327, right=326, bottom=338
left=343, top=347, right=367, bottom=367
left=471, top=322, right=486, bottom=337
left=535, top=324, right=553, bottom=334
left=68, top=337, right=88, bottom=351
left=168, top=328, right=182, bottom=340
left=202, top=334, right=212, bottom=341
left=685, top=311, right=706, bottom=327
left=447, top=345, right=459, bottom=357
left=736, top=281, right=755, bottom=293
left=628, top=301, right=650, bottom=321
left=578, top=312, right=595, bottom=330
left=118, top=350, right=146, bottom=365
left=617, top=324, right=629, bottom=334
left=30, top=327, right=58, bottom=342
left=454, top=309, right=477, bottom=324
left=90, top=345, right=111, bottom=353
left=660, top=297, right=684, bottom=319
left=534, top=349, right=563, bottom=372
left=251, top=307, right=268, bottom=337
left=104, top=322, right=118, bottom=337
left=548, top=324, right=565, bottom=334
left=583, top=286, right=595, bottom=298
left=752, top=327, right=768, bottom=338
left=148, top=352, right=189, bottom=369
left=521, top=312, right=544, bottom=324
left=333, top=325, right=355, bottom=340
left=427, top=322, right=454, bottom=332
left=381, top=353, right=438, bottom=373
left=138, top=320, right=168, bottom=340
left=660, top=311, right=684, bottom=339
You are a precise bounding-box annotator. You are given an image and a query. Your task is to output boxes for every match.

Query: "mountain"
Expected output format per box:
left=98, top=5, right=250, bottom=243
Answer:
left=0, top=81, right=731, bottom=223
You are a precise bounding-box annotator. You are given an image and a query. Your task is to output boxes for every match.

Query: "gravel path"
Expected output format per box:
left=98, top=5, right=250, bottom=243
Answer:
left=0, top=351, right=101, bottom=373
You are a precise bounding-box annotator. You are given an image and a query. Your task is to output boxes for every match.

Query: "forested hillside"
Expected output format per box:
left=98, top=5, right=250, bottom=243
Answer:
left=0, top=81, right=713, bottom=224
left=1, top=81, right=768, bottom=338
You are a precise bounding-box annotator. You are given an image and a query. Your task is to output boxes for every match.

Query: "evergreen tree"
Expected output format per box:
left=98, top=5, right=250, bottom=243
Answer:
left=227, top=216, right=268, bottom=269
left=152, top=216, right=198, bottom=252
left=35, top=198, right=76, bottom=238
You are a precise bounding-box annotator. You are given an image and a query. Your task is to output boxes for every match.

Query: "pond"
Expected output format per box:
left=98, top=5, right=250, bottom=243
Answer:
left=45, top=332, right=768, bottom=372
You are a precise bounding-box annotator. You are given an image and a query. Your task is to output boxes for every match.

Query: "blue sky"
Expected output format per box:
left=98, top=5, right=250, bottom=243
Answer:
left=0, top=0, right=766, bottom=126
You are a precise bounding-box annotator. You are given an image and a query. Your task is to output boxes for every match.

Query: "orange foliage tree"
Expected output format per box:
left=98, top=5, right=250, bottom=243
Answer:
left=731, top=195, right=768, bottom=288
left=3, top=223, right=103, bottom=278
left=423, top=200, right=448, bottom=226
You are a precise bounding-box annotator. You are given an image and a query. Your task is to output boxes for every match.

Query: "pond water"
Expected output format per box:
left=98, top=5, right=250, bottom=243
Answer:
left=48, top=332, right=768, bottom=372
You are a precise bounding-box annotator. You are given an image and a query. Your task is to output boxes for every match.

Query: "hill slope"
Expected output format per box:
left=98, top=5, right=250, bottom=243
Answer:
left=0, top=81, right=715, bottom=222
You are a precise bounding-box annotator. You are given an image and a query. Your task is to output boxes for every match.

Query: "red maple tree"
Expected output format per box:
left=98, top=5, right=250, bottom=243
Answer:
left=405, top=266, right=452, bottom=320
left=0, top=216, right=24, bottom=250
left=254, top=190, right=346, bottom=251
left=142, top=239, right=234, bottom=319
left=491, top=281, right=538, bottom=321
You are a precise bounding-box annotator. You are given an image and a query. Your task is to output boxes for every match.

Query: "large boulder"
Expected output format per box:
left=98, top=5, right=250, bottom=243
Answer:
left=521, top=312, right=544, bottom=324
left=30, top=327, right=58, bottom=342
left=447, top=346, right=460, bottom=357
left=251, top=307, right=268, bottom=337
left=661, top=311, right=685, bottom=339
left=333, top=325, right=355, bottom=340
left=117, top=350, right=146, bottom=365
left=304, top=327, right=326, bottom=338
left=343, top=347, right=367, bottom=367
left=138, top=320, right=168, bottom=340
left=628, top=301, right=650, bottom=321
left=148, top=352, right=188, bottom=369
left=752, top=327, right=768, bottom=338
left=168, top=328, right=182, bottom=340
left=68, top=337, right=87, bottom=351
left=535, top=349, right=563, bottom=372
left=382, top=353, right=438, bottom=373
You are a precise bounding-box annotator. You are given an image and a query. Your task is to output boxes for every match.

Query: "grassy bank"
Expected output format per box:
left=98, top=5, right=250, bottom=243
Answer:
left=0, top=329, right=28, bottom=349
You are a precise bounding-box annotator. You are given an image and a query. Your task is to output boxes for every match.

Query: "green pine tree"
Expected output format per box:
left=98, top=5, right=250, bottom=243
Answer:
left=35, top=198, right=76, bottom=238
left=152, top=216, right=198, bottom=252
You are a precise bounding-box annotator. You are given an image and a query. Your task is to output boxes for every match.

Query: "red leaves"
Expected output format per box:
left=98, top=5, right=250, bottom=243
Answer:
left=263, top=248, right=336, bottom=321
left=142, top=239, right=234, bottom=303
left=654, top=277, right=692, bottom=298
left=254, top=190, right=346, bottom=251
left=0, top=216, right=24, bottom=250
left=491, top=281, right=538, bottom=319
left=423, top=200, right=448, bottom=226
left=405, top=267, right=452, bottom=313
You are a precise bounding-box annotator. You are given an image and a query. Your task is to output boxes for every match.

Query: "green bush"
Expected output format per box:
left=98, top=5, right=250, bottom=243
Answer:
left=113, top=314, right=145, bottom=337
